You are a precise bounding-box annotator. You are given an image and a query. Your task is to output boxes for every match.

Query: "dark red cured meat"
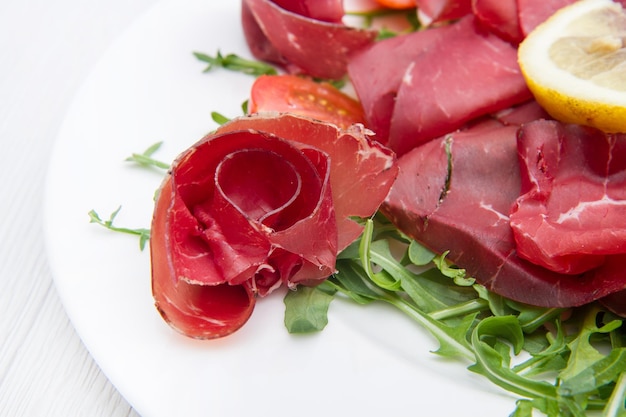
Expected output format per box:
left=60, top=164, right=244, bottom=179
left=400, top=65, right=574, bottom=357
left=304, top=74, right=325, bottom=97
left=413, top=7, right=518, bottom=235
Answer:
left=386, top=16, right=531, bottom=156
left=419, top=0, right=575, bottom=43
left=381, top=118, right=626, bottom=309
left=241, top=0, right=377, bottom=80
left=151, top=113, right=397, bottom=338
left=517, top=0, right=576, bottom=37
left=600, top=289, right=626, bottom=317
left=242, top=0, right=287, bottom=66
left=415, top=0, right=472, bottom=25
left=270, top=0, right=344, bottom=22
left=470, top=0, right=576, bottom=43
left=152, top=129, right=336, bottom=338
left=471, top=0, right=576, bottom=43
left=151, top=177, right=257, bottom=339
left=472, top=0, right=523, bottom=43
left=510, top=120, right=626, bottom=275
left=347, top=22, right=450, bottom=146
left=348, top=16, right=531, bottom=156
left=217, top=113, right=399, bottom=252
left=493, top=100, right=551, bottom=126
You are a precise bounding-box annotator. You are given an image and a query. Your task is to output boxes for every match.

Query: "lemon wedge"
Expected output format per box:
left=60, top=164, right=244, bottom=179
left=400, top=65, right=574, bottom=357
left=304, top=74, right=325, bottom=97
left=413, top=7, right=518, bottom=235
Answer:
left=518, top=0, right=626, bottom=133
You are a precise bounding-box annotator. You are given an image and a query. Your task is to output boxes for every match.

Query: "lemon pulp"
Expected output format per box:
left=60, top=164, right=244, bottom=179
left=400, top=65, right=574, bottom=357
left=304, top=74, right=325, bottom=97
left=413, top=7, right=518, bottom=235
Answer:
left=518, top=0, right=626, bottom=133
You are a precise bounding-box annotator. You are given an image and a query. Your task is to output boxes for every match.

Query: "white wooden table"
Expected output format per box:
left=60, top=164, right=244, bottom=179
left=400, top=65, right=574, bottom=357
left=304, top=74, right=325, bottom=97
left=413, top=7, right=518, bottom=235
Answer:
left=0, top=1, right=158, bottom=415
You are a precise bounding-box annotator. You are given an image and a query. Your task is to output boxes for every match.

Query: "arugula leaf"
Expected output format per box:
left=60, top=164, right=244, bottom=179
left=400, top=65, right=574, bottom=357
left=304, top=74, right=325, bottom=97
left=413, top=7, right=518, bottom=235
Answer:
left=559, top=348, right=626, bottom=397
left=513, top=319, right=568, bottom=378
left=91, top=142, right=169, bottom=248
left=560, top=306, right=621, bottom=383
left=125, top=141, right=170, bottom=170
left=507, top=300, right=566, bottom=333
left=407, top=239, right=435, bottom=265
left=474, top=284, right=512, bottom=317
left=431, top=250, right=474, bottom=286
left=284, top=285, right=336, bottom=333
left=358, top=219, right=402, bottom=291
left=210, top=111, right=231, bottom=126
left=88, top=207, right=150, bottom=250
left=210, top=100, right=250, bottom=126
left=603, top=372, right=626, bottom=417
left=469, top=315, right=559, bottom=400
left=330, top=259, right=382, bottom=304
left=194, top=50, right=277, bottom=76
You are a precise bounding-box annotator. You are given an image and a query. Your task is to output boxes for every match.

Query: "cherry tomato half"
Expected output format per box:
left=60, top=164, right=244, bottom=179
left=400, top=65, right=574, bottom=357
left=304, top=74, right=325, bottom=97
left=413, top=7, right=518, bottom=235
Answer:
left=248, top=74, right=366, bottom=129
left=373, top=0, right=416, bottom=9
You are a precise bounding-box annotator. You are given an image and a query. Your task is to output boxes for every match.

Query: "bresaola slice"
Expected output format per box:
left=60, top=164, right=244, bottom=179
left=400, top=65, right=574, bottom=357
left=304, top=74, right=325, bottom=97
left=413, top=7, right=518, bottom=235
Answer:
left=510, top=120, right=626, bottom=275
left=241, top=0, right=377, bottom=80
left=151, top=178, right=257, bottom=339
left=471, top=0, right=576, bottom=43
left=346, top=22, right=450, bottom=145
left=415, top=0, right=576, bottom=37
left=516, top=0, right=577, bottom=37
left=348, top=16, right=531, bottom=156
left=381, top=118, right=626, bottom=309
left=151, top=113, right=397, bottom=339
left=472, top=0, right=523, bottom=43
left=388, top=17, right=531, bottom=155
left=415, top=0, right=472, bottom=25
left=270, top=0, right=344, bottom=22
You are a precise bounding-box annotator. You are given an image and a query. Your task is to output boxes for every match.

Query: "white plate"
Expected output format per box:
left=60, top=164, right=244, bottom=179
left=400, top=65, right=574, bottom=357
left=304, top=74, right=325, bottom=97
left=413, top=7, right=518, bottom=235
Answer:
left=44, top=1, right=516, bottom=416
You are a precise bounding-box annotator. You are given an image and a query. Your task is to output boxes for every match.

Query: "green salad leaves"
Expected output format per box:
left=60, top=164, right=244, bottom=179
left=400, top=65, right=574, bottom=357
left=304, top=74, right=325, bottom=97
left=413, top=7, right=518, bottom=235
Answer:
left=284, top=215, right=626, bottom=417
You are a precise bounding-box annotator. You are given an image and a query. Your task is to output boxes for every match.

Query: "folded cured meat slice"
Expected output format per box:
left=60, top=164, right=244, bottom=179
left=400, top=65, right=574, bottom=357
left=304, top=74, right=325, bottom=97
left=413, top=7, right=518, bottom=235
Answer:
left=510, top=120, right=626, bottom=275
left=517, top=0, right=577, bottom=37
left=389, top=17, right=531, bottom=155
left=241, top=0, right=376, bottom=79
left=347, top=22, right=448, bottom=145
left=493, top=100, right=550, bottom=126
left=472, top=0, right=523, bottom=43
left=471, top=0, right=576, bottom=43
left=381, top=118, right=626, bottom=309
left=415, top=0, right=472, bottom=25
left=348, top=16, right=531, bottom=156
left=270, top=0, right=344, bottom=22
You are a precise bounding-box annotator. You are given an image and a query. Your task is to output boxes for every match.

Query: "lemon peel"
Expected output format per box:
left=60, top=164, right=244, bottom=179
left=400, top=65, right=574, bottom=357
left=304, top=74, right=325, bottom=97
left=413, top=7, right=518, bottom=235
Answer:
left=518, top=0, right=626, bottom=133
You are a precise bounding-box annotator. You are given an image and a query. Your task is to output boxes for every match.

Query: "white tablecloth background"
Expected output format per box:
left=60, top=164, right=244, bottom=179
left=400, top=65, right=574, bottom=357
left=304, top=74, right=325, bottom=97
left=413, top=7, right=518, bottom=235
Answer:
left=0, top=1, right=162, bottom=415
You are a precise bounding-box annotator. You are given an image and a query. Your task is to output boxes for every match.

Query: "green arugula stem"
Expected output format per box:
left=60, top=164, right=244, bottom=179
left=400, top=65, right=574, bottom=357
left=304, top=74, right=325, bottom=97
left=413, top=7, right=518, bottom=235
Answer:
left=513, top=354, right=557, bottom=377
left=125, top=141, right=170, bottom=170
left=471, top=326, right=560, bottom=402
left=126, top=153, right=170, bottom=169
left=519, top=308, right=564, bottom=334
left=602, top=372, right=626, bottom=417
left=88, top=208, right=150, bottom=250
left=429, top=298, right=490, bottom=321
left=194, top=50, right=277, bottom=76
left=384, top=294, right=476, bottom=362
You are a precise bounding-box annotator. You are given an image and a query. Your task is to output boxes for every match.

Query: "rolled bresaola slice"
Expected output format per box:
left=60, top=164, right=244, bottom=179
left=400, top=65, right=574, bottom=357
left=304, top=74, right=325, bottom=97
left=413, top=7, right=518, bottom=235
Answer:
left=151, top=113, right=397, bottom=339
